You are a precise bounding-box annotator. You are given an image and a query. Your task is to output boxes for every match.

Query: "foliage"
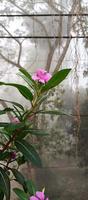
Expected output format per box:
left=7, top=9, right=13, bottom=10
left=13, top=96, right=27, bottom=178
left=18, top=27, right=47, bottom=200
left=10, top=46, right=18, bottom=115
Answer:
left=0, top=67, right=71, bottom=200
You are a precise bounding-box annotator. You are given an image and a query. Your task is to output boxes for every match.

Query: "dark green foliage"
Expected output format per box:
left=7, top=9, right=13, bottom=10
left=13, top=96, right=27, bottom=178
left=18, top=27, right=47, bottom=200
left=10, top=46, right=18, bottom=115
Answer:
left=41, top=69, right=71, bottom=92
left=0, top=67, right=71, bottom=200
left=25, top=179, right=36, bottom=195
left=0, top=82, right=33, bottom=101
left=15, top=139, right=42, bottom=167
left=11, top=169, right=26, bottom=189
left=13, top=188, right=28, bottom=200
left=0, top=167, right=10, bottom=200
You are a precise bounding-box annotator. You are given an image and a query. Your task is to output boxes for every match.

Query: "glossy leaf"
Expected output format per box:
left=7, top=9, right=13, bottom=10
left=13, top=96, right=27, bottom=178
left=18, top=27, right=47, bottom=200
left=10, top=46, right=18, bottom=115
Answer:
left=25, top=179, right=36, bottom=195
left=0, top=82, right=33, bottom=101
left=17, top=156, right=26, bottom=166
left=19, top=67, right=35, bottom=85
left=0, top=190, right=4, bottom=200
left=0, top=98, right=24, bottom=110
left=0, top=108, right=13, bottom=115
left=23, top=129, right=48, bottom=136
left=15, top=139, right=42, bottom=167
left=0, top=122, right=24, bottom=137
left=17, top=129, right=48, bottom=140
left=37, top=95, right=48, bottom=105
left=19, top=67, right=36, bottom=89
left=12, top=169, right=26, bottom=188
left=36, top=110, right=69, bottom=116
left=16, top=130, right=29, bottom=140
left=41, top=69, right=71, bottom=92
left=13, top=188, right=28, bottom=200
left=4, top=123, right=24, bottom=134
left=0, top=122, right=10, bottom=127
left=0, top=167, right=10, bottom=200
left=0, top=151, right=10, bottom=161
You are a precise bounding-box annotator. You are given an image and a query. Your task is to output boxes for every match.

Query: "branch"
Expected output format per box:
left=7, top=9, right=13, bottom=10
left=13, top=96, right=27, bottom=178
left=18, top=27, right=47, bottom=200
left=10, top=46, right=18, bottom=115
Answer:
left=0, top=23, right=20, bottom=44
left=0, top=130, right=18, bottom=152
left=17, top=41, right=23, bottom=66
left=0, top=24, right=22, bottom=68
left=45, top=13, right=63, bottom=72
left=45, top=1, right=64, bottom=72
left=53, top=0, right=78, bottom=74
left=0, top=52, right=21, bottom=68
left=53, top=39, right=71, bottom=74
left=44, top=0, right=68, bottom=13
left=10, top=0, right=52, bottom=49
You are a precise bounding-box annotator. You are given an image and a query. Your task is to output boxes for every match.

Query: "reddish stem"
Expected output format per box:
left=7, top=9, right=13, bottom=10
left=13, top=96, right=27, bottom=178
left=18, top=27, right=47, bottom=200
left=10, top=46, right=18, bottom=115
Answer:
left=0, top=130, right=19, bottom=153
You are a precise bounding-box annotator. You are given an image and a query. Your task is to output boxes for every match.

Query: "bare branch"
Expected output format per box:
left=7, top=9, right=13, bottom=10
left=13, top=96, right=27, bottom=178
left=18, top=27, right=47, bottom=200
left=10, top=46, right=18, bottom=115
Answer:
left=10, top=0, right=52, bottom=49
left=53, top=0, right=79, bottom=74
left=0, top=52, right=21, bottom=68
left=0, top=24, right=22, bottom=68
left=18, top=42, right=23, bottom=66
left=44, top=0, right=68, bottom=13
left=45, top=13, right=63, bottom=72
left=0, top=23, right=20, bottom=45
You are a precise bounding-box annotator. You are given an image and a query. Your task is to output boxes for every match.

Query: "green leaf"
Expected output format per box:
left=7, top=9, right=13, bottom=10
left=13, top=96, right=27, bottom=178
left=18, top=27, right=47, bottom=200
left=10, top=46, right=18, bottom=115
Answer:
left=0, top=167, right=10, bottom=200
left=25, top=179, right=36, bottom=195
left=0, top=82, right=33, bottom=101
left=19, top=67, right=36, bottom=89
left=41, top=69, right=71, bottom=92
left=0, top=152, right=10, bottom=161
left=13, top=188, right=28, bottom=200
left=17, top=156, right=26, bottom=166
left=37, top=95, right=48, bottom=105
left=23, top=129, right=48, bottom=136
left=12, top=169, right=26, bottom=188
left=13, top=105, right=22, bottom=118
left=0, top=122, right=24, bottom=136
left=16, top=130, right=29, bottom=140
left=15, top=139, right=42, bottom=167
left=17, top=129, right=48, bottom=140
left=4, top=123, right=24, bottom=134
left=0, top=99, right=24, bottom=110
left=36, top=110, right=69, bottom=116
left=0, top=122, right=10, bottom=127
left=0, top=108, right=13, bottom=115
left=0, top=190, right=4, bottom=200
left=19, top=67, right=35, bottom=85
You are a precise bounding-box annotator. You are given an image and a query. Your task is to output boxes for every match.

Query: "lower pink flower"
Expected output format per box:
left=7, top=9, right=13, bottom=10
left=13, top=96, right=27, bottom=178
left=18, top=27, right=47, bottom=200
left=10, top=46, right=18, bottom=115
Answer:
left=30, top=191, right=49, bottom=200
left=32, top=69, right=52, bottom=84
left=11, top=117, right=20, bottom=124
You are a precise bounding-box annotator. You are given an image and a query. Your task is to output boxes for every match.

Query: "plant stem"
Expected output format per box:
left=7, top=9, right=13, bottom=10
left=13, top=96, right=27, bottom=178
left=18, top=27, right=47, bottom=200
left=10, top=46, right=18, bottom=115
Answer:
left=0, top=130, right=19, bottom=153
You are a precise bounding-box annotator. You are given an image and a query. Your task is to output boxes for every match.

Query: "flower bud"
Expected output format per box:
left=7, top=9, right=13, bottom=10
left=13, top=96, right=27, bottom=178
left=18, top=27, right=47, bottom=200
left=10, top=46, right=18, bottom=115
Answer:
left=11, top=152, right=16, bottom=159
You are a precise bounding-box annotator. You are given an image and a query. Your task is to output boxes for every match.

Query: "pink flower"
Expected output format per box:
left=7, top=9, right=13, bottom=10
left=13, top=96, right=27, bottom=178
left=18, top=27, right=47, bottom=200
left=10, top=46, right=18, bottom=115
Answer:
left=32, top=69, right=52, bottom=84
left=11, top=117, right=20, bottom=124
left=30, top=191, right=49, bottom=200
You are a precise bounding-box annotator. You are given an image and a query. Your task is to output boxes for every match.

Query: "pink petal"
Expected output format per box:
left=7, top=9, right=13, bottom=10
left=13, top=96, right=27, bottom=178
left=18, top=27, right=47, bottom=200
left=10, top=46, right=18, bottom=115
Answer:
left=36, top=191, right=45, bottom=200
left=32, top=68, right=52, bottom=84
left=37, top=69, right=47, bottom=76
left=30, top=196, right=38, bottom=200
left=32, top=74, right=39, bottom=81
left=44, top=73, right=52, bottom=82
left=38, top=78, right=45, bottom=83
left=37, top=72, right=45, bottom=79
left=45, top=198, right=49, bottom=200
